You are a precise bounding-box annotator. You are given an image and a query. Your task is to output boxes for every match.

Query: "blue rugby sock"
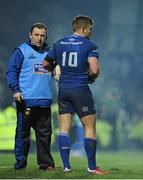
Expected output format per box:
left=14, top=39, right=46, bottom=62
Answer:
left=58, top=133, right=71, bottom=169
left=84, top=138, right=97, bottom=170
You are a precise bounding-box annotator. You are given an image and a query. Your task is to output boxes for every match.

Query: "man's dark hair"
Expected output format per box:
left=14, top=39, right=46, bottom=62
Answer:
left=72, top=15, right=93, bottom=32
left=30, top=23, right=48, bottom=34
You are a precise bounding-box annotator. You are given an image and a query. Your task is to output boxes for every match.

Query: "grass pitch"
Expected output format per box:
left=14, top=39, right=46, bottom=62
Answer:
left=0, top=151, right=143, bottom=179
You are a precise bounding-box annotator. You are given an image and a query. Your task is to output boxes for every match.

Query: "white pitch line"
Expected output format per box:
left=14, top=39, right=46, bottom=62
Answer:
left=0, top=165, right=13, bottom=168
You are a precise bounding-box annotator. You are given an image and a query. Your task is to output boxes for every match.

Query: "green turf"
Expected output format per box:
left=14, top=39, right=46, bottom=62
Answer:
left=0, top=151, right=143, bottom=179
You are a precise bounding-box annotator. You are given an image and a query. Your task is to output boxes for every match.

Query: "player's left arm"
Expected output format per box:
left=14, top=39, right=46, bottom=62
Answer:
left=87, top=43, right=100, bottom=83
left=88, top=56, right=100, bottom=81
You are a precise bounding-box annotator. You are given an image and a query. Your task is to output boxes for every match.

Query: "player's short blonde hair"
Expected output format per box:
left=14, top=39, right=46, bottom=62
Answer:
left=72, top=15, right=93, bottom=32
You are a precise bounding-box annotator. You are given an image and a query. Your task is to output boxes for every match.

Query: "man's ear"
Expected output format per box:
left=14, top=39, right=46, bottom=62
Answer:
left=83, top=27, right=87, bottom=33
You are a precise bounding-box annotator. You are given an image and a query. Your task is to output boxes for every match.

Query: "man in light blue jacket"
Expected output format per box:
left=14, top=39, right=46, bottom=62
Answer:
left=6, top=23, right=55, bottom=170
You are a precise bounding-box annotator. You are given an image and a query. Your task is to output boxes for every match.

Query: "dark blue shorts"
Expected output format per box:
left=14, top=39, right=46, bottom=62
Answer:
left=58, top=86, right=96, bottom=118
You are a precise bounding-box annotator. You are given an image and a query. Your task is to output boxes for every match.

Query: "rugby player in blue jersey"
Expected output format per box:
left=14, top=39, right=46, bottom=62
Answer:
left=43, top=15, right=107, bottom=174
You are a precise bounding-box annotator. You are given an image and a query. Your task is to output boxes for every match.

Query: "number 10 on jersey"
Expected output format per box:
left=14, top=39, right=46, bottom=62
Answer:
left=62, top=52, right=77, bottom=67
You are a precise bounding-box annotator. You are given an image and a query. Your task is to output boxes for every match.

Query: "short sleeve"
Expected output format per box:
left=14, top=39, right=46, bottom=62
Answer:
left=47, top=42, right=57, bottom=60
left=88, top=43, right=99, bottom=59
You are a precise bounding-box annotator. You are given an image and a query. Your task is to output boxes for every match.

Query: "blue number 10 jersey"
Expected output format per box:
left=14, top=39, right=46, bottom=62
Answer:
left=47, top=34, right=99, bottom=88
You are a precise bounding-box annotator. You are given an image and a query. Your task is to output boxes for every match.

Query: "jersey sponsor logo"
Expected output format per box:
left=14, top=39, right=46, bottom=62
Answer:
left=33, top=64, right=50, bottom=74
left=60, top=41, right=83, bottom=45
left=28, top=53, right=36, bottom=59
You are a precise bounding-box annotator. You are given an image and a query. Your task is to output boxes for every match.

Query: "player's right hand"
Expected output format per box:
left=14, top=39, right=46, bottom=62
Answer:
left=42, top=60, right=57, bottom=72
left=42, top=60, right=49, bottom=68
left=13, top=92, right=23, bottom=103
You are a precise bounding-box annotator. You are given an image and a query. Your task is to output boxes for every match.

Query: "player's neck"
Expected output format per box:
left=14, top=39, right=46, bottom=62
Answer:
left=73, top=32, right=85, bottom=38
